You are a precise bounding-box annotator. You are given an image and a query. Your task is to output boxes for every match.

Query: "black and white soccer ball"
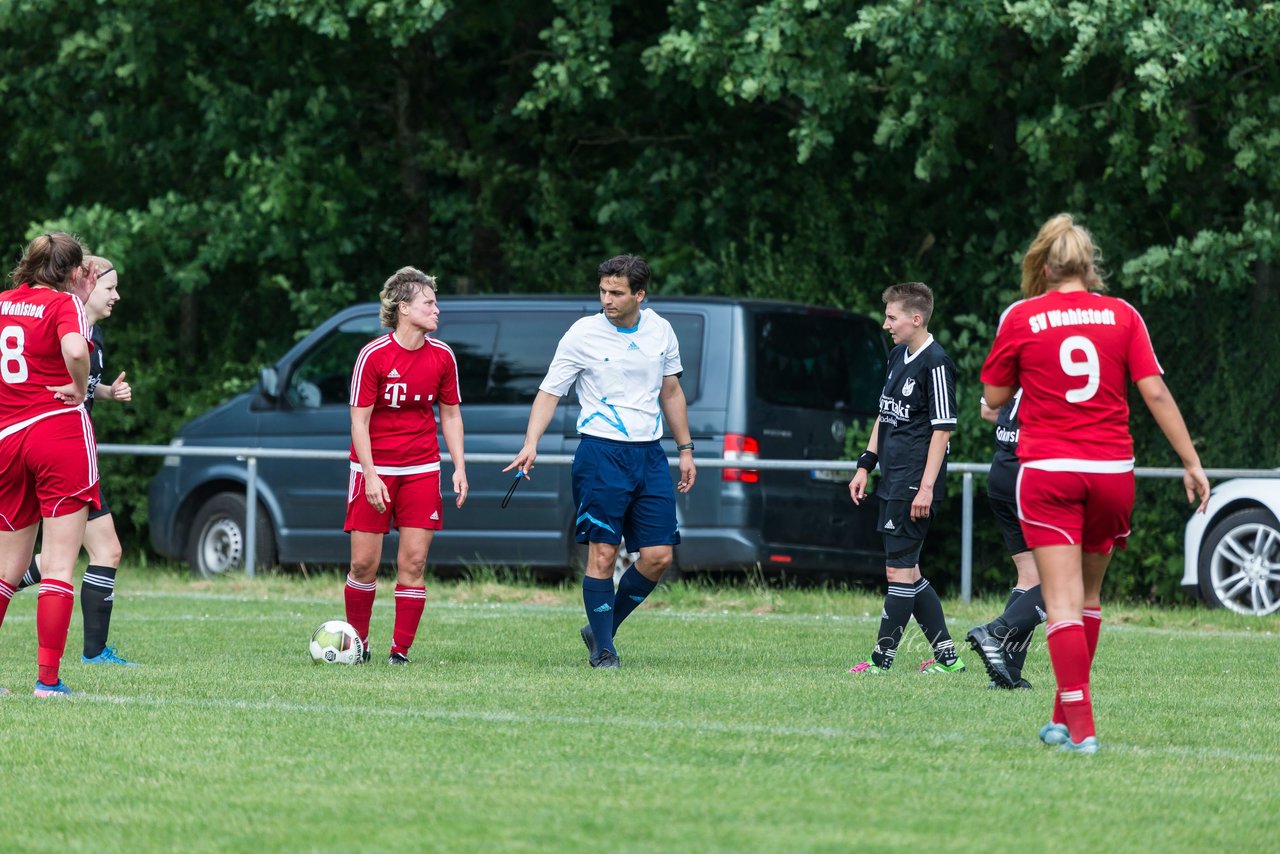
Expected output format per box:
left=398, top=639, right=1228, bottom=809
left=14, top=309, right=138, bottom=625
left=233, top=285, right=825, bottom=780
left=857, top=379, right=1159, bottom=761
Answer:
left=309, top=620, right=365, bottom=665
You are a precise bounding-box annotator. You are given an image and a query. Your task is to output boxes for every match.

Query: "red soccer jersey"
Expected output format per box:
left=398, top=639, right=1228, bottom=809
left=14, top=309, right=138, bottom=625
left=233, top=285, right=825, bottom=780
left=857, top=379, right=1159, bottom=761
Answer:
left=348, top=332, right=461, bottom=469
left=981, top=290, right=1162, bottom=464
left=0, top=284, right=92, bottom=432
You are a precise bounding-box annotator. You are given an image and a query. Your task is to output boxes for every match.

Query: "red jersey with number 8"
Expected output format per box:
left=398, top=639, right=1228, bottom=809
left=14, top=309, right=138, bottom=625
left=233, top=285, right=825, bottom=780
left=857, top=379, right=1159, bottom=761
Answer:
left=981, top=290, right=1162, bottom=464
left=0, top=284, right=92, bottom=432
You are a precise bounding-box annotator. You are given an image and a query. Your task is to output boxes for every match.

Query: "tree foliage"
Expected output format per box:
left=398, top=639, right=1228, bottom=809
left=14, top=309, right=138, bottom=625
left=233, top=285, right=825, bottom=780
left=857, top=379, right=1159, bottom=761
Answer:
left=2, top=0, right=1276, bottom=597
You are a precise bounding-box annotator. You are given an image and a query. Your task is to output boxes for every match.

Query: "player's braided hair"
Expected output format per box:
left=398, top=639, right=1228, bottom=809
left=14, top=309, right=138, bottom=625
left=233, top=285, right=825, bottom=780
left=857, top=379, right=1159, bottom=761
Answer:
left=379, top=266, right=437, bottom=328
left=9, top=232, right=89, bottom=291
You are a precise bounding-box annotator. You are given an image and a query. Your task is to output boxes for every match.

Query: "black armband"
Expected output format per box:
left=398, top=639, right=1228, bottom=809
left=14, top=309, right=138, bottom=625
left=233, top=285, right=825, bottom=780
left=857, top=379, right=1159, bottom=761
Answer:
left=857, top=450, right=879, bottom=472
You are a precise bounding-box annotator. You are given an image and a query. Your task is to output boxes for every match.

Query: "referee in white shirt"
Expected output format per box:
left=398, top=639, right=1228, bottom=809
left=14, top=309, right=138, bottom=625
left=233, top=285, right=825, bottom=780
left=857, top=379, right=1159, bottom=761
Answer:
left=505, top=255, right=696, bottom=668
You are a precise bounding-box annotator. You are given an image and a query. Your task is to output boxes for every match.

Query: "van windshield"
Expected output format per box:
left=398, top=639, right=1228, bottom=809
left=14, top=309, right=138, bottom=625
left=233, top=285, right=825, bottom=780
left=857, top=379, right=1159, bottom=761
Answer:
left=754, top=311, right=885, bottom=413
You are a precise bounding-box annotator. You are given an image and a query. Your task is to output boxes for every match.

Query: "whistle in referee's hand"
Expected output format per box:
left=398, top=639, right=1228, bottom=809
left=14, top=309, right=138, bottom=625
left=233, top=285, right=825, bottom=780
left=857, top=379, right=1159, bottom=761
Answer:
left=501, top=470, right=524, bottom=509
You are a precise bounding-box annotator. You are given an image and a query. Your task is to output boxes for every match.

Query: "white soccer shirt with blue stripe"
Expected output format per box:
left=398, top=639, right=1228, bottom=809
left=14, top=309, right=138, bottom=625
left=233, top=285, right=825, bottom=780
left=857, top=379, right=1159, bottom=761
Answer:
left=539, top=308, right=683, bottom=441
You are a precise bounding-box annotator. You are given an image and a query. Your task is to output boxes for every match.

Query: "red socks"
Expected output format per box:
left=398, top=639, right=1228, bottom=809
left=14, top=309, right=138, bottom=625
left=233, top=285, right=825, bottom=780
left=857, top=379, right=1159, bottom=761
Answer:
left=344, top=575, right=377, bottom=646
left=1046, top=620, right=1095, bottom=740
left=37, top=579, right=75, bottom=686
left=1082, top=607, right=1102, bottom=659
left=391, top=585, right=427, bottom=656
left=0, top=578, right=14, bottom=628
left=345, top=577, right=428, bottom=657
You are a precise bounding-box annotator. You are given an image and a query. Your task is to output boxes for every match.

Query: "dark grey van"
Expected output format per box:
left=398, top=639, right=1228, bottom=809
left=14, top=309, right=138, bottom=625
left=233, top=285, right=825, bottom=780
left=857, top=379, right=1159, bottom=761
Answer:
left=148, top=296, right=888, bottom=577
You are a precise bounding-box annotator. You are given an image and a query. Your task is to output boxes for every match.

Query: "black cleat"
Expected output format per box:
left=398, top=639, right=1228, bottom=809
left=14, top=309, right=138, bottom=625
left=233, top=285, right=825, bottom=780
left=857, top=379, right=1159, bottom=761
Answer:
left=580, top=624, right=598, bottom=658
left=589, top=649, right=620, bottom=669
left=966, top=624, right=1016, bottom=688
left=987, top=677, right=1034, bottom=690
left=362, top=649, right=371, bottom=664
left=388, top=652, right=410, bottom=665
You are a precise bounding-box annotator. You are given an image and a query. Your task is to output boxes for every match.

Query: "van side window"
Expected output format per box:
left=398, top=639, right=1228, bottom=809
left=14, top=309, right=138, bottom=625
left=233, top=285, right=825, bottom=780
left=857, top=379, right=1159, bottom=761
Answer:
left=754, top=312, right=886, bottom=413
left=662, top=312, right=705, bottom=404
left=436, top=321, right=499, bottom=404
left=286, top=316, right=384, bottom=408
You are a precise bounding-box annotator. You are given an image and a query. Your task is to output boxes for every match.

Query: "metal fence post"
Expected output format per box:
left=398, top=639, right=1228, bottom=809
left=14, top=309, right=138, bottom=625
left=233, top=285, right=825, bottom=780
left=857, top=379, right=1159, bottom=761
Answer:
left=245, top=455, right=258, bottom=578
left=961, top=471, right=973, bottom=603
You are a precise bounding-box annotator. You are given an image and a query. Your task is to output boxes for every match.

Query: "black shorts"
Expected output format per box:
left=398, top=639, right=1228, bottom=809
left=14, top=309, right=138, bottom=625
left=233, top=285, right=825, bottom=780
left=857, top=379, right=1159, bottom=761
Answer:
left=878, top=498, right=932, bottom=569
left=987, top=493, right=1028, bottom=556
left=89, top=485, right=112, bottom=522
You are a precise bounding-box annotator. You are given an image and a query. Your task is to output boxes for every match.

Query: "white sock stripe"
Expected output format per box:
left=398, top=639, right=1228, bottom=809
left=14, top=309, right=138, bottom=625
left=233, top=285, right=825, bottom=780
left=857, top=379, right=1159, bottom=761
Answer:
left=83, top=573, right=116, bottom=590
left=886, top=589, right=916, bottom=598
left=1045, top=620, right=1084, bottom=636
left=0, top=582, right=14, bottom=600
left=1059, top=689, right=1085, bottom=703
left=1082, top=608, right=1102, bottom=620
left=914, top=579, right=930, bottom=590
left=37, top=581, right=75, bottom=598
left=395, top=588, right=428, bottom=599
left=345, top=577, right=377, bottom=591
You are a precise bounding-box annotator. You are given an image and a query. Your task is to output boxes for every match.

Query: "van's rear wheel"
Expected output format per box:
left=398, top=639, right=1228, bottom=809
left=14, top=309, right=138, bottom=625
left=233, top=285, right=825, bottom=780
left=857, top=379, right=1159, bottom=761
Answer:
left=186, top=492, right=277, bottom=578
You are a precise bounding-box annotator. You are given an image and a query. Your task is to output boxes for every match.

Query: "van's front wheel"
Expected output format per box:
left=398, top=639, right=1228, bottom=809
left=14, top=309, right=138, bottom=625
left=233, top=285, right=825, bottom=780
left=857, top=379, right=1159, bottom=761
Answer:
left=186, top=492, right=277, bottom=578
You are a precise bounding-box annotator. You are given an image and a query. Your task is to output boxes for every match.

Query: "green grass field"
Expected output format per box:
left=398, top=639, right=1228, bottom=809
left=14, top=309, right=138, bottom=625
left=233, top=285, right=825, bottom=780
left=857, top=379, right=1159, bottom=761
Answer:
left=3, top=570, right=1278, bottom=852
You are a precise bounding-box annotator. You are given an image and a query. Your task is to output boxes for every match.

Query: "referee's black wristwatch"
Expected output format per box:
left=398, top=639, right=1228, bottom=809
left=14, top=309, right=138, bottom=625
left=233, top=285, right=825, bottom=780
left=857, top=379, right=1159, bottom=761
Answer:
left=676, top=442, right=695, bottom=452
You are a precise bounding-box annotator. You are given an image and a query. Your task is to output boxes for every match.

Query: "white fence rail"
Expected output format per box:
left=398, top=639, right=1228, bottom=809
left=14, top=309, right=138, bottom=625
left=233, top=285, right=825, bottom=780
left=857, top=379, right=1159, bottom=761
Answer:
left=101, top=443, right=1280, bottom=598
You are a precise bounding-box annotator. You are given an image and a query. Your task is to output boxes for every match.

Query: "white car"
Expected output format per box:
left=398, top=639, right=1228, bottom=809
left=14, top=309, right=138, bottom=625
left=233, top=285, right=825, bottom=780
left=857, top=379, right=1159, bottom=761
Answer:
left=1183, top=474, right=1280, bottom=616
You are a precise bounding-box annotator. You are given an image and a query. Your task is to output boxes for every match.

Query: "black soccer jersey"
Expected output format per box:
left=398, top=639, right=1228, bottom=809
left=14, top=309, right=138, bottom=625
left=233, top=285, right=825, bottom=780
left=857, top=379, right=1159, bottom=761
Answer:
left=84, top=324, right=104, bottom=417
left=987, top=388, right=1022, bottom=502
left=874, top=336, right=957, bottom=502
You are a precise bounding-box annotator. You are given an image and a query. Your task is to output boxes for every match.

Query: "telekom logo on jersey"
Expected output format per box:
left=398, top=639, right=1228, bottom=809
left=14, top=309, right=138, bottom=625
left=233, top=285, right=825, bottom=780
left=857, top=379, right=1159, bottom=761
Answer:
left=382, top=382, right=432, bottom=408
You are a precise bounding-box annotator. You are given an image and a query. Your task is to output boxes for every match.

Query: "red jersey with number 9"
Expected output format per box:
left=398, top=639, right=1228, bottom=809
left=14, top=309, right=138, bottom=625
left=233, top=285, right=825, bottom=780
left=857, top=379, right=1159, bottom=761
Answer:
left=0, top=284, right=92, bottom=432
left=981, top=290, right=1162, bottom=464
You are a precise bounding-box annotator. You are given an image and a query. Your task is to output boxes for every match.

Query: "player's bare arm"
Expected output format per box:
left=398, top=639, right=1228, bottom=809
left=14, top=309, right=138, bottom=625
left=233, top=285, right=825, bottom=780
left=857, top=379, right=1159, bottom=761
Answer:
left=439, top=402, right=468, bottom=508
left=505, top=389, right=561, bottom=478
left=95, top=371, right=131, bottom=402
left=1135, top=375, right=1210, bottom=513
left=912, top=430, right=951, bottom=520
left=982, top=383, right=1014, bottom=409
left=849, top=419, right=881, bottom=505
left=659, top=374, right=696, bottom=493
left=350, top=404, right=389, bottom=513
left=48, top=331, right=91, bottom=406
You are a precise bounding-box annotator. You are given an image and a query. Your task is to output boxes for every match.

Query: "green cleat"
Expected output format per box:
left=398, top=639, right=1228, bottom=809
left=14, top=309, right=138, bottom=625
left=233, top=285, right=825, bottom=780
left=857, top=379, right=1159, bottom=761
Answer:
left=918, top=658, right=965, bottom=674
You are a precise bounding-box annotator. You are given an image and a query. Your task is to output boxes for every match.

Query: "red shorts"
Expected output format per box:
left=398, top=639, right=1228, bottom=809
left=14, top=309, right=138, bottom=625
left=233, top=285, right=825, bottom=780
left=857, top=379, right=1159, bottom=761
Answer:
left=0, top=409, right=100, bottom=531
left=1015, top=466, right=1133, bottom=554
left=344, top=468, right=442, bottom=534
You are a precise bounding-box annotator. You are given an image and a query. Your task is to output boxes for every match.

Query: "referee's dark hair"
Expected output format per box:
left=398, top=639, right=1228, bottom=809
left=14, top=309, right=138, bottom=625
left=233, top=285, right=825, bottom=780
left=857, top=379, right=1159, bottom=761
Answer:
left=598, top=254, right=651, bottom=294
left=379, top=266, right=437, bottom=328
left=882, top=281, right=934, bottom=326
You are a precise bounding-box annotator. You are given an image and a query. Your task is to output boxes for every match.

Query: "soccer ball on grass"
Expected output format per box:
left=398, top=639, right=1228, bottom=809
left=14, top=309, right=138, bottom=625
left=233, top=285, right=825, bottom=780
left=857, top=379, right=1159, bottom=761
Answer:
left=309, top=620, right=365, bottom=665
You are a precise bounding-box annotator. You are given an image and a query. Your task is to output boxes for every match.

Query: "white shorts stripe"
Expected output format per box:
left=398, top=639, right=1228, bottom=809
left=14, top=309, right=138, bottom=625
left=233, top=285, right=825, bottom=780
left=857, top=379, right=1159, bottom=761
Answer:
left=349, top=460, right=441, bottom=476
left=1023, top=458, right=1135, bottom=474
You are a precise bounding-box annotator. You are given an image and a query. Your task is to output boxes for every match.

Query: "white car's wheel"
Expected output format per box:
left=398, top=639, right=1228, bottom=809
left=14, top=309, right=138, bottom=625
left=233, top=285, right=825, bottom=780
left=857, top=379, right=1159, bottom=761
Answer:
left=1199, top=508, right=1280, bottom=616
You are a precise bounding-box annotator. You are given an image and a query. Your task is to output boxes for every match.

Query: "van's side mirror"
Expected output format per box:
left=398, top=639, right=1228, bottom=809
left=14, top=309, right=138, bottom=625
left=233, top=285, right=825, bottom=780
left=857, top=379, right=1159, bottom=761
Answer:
left=259, top=366, right=280, bottom=400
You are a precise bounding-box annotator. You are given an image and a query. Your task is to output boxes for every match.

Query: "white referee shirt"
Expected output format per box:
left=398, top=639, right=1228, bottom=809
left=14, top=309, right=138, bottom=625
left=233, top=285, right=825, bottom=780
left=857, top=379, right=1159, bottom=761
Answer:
left=539, top=308, right=683, bottom=441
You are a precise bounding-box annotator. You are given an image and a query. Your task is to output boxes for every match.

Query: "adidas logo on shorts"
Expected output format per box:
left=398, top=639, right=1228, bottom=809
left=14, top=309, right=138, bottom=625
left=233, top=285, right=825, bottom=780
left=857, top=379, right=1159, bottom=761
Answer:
left=884, top=519, right=895, bottom=530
